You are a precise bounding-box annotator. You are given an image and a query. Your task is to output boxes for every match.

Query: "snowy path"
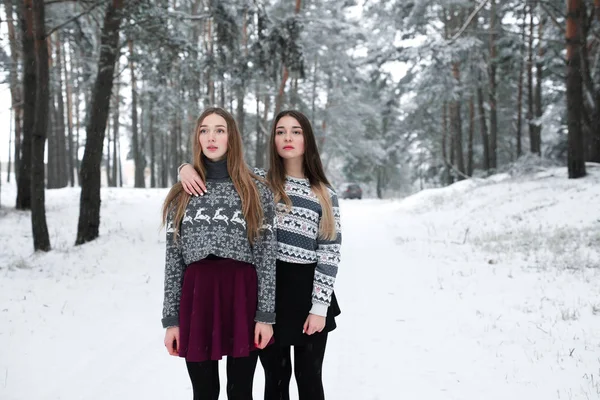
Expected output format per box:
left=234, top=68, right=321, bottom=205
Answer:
left=1, top=167, right=600, bottom=399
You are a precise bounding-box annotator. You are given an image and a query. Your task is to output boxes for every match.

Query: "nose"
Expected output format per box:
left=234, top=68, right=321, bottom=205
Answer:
left=283, top=132, right=292, bottom=141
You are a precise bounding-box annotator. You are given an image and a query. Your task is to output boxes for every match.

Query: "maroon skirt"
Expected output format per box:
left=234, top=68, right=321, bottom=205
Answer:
left=178, top=256, right=260, bottom=362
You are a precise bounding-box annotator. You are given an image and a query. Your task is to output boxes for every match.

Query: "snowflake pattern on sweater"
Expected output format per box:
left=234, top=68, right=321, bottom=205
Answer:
left=161, top=176, right=277, bottom=328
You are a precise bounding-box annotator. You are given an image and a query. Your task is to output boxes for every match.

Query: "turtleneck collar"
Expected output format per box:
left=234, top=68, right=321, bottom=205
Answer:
left=205, top=157, right=229, bottom=179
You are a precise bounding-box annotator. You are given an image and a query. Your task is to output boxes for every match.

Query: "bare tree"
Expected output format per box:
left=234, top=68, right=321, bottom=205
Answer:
left=128, top=39, right=145, bottom=188
left=76, top=0, right=125, bottom=245
left=16, top=0, right=35, bottom=210
left=4, top=0, right=22, bottom=183
left=31, top=0, right=51, bottom=251
left=566, top=0, right=586, bottom=178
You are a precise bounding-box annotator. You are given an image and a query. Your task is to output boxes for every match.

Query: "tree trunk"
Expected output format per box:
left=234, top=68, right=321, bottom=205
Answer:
left=451, top=63, right=465, bottom=179
left=254, top=86, right=262, bottom=168
left=376, top=167, right=384, bottom=199
left=111, top=81, right=120, bottom=186
left=53, top=31, right=68, bottom=188
left=206, top=18, right=214, bottom=106
left=594, top=0, right=600, bottom=162
left=566, top=0, right=586, bottom=178
left=311, top=56, right=318, bottom=123
left=319, top=73, right=333, bottom=150
left=442, top=102, right=452, bottom=185
left=177, top=89, right=183, bottom=176
left=128, top=39, right=144, bottom=188
left=117, top=130, right=123, bottom=187
left=161, top=126, right=168, bottom=187
left=273, top=0, right=301, bottom=120
left=219, top=78, right=225, bottom=109
left=73, top=42, right=81, bottom=183
left=274, top=65, right=289, bottom=120
left=16, top=0, right=35, bottom=210
left=527, top=3, right=535, bottom=154
left=46, top=36, right=57, bottom=189
left=5, top=0, right=22, bottom=183
left=477, top=81, right=490, bottom=172
left=105, top=121, right=112, bottom=186
left=149, top=99, right=156, bottom=188
left=47, top=87, right=58, bottom=188
left=488, top=0, right=498, bottom=170
left=255, top=89, right=268, bottom=169
left=76, top=0, right=125, bottom=245
left=170, top=113, right=179, bottom=185
left=64, top=37, right=75, bottom=186
left=8, top=109, right=13, bottom=183
left=516, top=5, right=526, bottom=158
left=31, top=0, right=51, bottom=251
left=532, top=6, right=544, bottom=155
left=467, top=95, right=475, bottom=176
left=236, top=6, right=247, bottom=142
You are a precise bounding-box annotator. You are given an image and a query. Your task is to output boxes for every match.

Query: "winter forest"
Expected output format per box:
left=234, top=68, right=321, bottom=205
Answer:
left=0, top=0, right=598, bottom=248
left=1, top=1, right=600, bottom=399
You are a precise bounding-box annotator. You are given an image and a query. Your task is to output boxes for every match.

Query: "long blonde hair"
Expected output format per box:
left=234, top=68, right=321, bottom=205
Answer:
left=161, top=108, right=264, bottom=243
left=266, top=110, right=336, bottom=240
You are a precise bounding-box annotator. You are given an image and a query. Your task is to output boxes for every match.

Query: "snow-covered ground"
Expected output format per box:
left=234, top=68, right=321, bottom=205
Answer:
left=1, top=164, right=600, bottom=400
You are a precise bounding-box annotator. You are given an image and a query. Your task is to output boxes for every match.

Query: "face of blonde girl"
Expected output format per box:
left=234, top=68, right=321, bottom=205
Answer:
left=198, top=113, right=228, bottom=161
left=274, top=116, right=305, bottom=161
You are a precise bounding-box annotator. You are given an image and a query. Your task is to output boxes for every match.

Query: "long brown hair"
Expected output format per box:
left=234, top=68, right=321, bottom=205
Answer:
left=161, top=107, right=264, bottom=243
left=266, top=110, right=337, bottom=240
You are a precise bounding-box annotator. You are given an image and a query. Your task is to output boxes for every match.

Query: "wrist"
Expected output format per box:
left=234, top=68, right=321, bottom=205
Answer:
left=177, top=163, right=190, bottom=174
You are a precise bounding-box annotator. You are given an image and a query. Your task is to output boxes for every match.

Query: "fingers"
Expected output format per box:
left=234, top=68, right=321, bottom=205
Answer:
left=181, top=178, right=206, bottom=197
left=164, top=331, right=179, bottom=356
left=261, top=328, right=272, bottom=349
left=165, top=336, right=175, bottom=355
left=190, top=179, right=204, bottom=196
left=303, top=319, right=310, bottom=335
left=182, top=181, right=191, bottom=196
left=260, top=333, right=269, bottom=349
left=254, top=325, right=261, bottom=349
left=303, top=316, right=325, bottom=336
left=254, top=325, right=273, bottom=349
left=196, top=178, right=207, bottom=194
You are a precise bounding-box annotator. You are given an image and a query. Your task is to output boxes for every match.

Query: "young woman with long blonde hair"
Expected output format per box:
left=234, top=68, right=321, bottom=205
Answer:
left=161, top=107, right=277, bottom=399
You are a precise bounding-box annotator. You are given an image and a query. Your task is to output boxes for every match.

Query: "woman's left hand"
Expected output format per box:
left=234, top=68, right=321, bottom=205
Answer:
left=254, top=322, right=273, bottom=349
left=303, top=314, right=326, bottom=335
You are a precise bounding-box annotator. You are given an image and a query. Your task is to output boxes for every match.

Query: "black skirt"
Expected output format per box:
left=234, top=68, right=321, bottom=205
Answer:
left=273, top=259, right=341, bottom=346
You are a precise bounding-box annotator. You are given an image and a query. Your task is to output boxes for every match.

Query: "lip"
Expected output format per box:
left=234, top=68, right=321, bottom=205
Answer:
left=282, top=146, right=295, bottom=150
left=207, top=146, right=218, bottom=151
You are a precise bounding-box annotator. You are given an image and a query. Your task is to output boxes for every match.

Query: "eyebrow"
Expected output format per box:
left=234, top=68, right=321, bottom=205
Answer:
left=276, top=126, right=302, bottom=129
left=200, top=125, right=226, bottom=128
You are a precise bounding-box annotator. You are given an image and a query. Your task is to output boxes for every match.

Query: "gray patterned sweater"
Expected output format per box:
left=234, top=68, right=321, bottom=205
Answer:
left=162, top=159, right=277, bottom=328
left=254, top=170, right=342, bottom=317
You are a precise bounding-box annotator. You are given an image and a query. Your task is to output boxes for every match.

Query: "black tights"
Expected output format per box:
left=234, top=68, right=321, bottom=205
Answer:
left=185, top=351, right=259, bottom=400
left=259, top=333, right=328, bottom=400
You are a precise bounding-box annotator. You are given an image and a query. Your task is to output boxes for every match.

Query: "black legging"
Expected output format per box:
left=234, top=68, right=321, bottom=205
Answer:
left=186, top=351, right=259, bottom=400
left=259, top=333, right=328, bottom=400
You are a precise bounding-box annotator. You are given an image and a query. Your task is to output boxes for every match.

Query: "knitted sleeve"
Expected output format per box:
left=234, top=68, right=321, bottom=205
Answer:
left=161, top=212, right=186, bottom=328
left=252, top=181, right=277, bottom=324
left=310, top=190, right=342, bottom=316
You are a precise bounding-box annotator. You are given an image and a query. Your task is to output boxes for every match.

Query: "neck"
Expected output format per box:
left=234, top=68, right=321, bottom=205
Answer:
left=283, top=158, right=305, bottom=179
left=205, top=157, right=229, bottom=179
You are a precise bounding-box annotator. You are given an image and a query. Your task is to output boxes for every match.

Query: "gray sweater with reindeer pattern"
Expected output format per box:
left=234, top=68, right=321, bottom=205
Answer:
left=161, top=158, right=277, bottom=328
